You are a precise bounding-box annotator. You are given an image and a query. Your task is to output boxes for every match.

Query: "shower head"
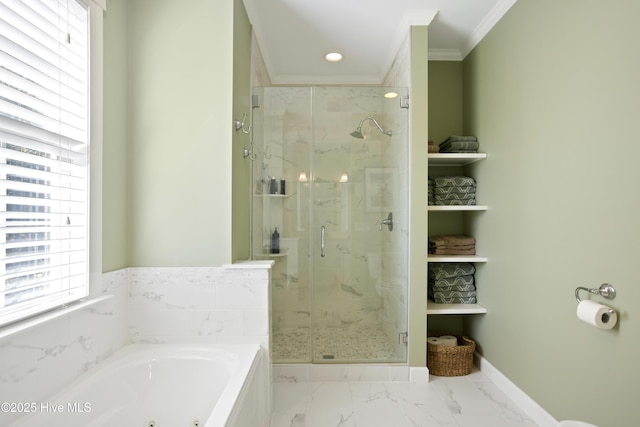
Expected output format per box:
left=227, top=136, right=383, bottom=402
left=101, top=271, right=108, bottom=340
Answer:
left=350, top=117, right=392, bottom=139
left=350, top=128, right=365, bottom=139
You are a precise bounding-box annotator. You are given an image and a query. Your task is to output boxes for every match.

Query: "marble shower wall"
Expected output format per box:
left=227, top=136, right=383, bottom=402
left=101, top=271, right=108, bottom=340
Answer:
left=255, top=87, right=409, bottom=356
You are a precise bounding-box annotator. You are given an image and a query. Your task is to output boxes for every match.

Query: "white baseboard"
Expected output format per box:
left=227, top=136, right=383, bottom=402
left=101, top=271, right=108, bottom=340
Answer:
left=409, top=366, right=430, bottom=382
left=474, top=352, right=557, bottom=427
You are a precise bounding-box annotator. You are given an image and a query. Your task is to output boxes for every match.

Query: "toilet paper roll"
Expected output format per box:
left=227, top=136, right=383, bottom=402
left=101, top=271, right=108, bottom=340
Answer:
left=577, top=300, right=617, bottom=330
left=438, top=335, right=458, bottom=346
left=427, top=336, right=458, bottom=346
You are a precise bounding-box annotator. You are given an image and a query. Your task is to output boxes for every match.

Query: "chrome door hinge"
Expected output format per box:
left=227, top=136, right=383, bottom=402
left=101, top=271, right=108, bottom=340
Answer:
left=399, top=332, right=408, bottom=345
left=400, top=95, right=409, bottom=109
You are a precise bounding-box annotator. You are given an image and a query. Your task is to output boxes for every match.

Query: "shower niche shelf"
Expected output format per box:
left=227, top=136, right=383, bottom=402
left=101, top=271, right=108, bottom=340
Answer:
left=427, top=151, right=488, bottom=316
left=255, top=249, right=289, bottom=259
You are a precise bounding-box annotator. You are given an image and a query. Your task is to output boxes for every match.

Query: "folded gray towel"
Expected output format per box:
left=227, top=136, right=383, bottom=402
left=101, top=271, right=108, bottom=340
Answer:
left=439, top=135, right=480, bottom=153
left=440, top=135, right=478, bottom=143
left=431, top=296, right=477, bottom=304
left=428, top=263, right=475, bottom=279
left=434, top=193, right=476, bottom=201
left=434, top=176, right=476, bottom=187
left=439, top=140, right=480, bottom=153
left=429, top=275, right=475, bottom=289
left=433, top=186, right=476, bottom=195
left=430, top=283, right=476, bottom=292
left=441, top=148, right=479, bottom=153
left=430, top=290, right=477, bottom=299
left=441, top=140, right=479, bottom=147
left=435, top=199, right=477, bottom=206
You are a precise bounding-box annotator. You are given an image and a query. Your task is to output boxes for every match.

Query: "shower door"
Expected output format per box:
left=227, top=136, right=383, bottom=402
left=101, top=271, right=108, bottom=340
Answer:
left=309, top=87, right=408, bottom=363
left=255, top=86, right=409, bottom=364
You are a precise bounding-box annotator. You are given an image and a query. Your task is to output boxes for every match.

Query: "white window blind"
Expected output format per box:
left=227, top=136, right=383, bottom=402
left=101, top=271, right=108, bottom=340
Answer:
left=0, top=0, right=89, bottom=327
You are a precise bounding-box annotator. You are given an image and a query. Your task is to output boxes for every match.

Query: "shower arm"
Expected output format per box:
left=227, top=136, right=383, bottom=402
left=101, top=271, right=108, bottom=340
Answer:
left=356, top=117, right=392, bottom=137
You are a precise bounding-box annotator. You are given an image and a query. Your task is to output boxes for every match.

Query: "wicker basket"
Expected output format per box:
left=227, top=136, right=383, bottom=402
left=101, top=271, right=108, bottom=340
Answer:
left=427, top=335, right=476, bottom=376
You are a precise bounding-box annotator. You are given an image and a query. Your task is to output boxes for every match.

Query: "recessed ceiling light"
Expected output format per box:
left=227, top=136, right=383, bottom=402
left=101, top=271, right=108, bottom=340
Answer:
left=384, top=92, right=398, bottom=99
left=324, top=52, right=343, bottom=63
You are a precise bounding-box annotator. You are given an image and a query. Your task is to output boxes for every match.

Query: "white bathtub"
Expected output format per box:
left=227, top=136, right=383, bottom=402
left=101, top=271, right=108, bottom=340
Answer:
left=9, top=343, right=270, bottom=427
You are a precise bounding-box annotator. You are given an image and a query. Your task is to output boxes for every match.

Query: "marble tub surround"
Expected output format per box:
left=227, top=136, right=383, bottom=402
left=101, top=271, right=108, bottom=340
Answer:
left=127, top=264, right=271, bottom=349
left=1, top=264, right=272, bottom=425
left=270, top=369, right=539, bottom=427
left=0, top=269, right=128, bottom=426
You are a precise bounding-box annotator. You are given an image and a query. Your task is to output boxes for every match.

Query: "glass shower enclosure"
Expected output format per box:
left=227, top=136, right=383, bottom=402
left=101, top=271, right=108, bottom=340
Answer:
left=251, top=87, right=409, bottom=364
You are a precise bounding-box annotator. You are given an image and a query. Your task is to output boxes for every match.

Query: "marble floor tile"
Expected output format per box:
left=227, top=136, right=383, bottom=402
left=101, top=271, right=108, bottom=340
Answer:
left=270, top=368, right=539, bottom=427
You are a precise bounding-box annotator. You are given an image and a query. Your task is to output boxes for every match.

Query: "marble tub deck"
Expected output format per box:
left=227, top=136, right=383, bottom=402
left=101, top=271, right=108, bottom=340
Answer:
left=270, top=368, right=539, bottom=427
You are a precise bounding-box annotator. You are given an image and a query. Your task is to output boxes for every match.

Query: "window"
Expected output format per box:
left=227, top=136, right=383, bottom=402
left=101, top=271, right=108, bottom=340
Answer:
left=0, top=0, right=90, bottom=327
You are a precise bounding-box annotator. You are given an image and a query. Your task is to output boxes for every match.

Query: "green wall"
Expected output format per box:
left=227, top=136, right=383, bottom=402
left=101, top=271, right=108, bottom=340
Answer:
left=232, top=0, right=252, bottom=262
left=102, top=0, right=129, bottom=272
left=408, top=26, right=429, bottom=368
left=126, top=0, right=234, bottom=266
left=428, top=61, right=463, bottom=144
left=102, top=0, right=250, bottom=269
left=463, top=0, right=640, bottom=425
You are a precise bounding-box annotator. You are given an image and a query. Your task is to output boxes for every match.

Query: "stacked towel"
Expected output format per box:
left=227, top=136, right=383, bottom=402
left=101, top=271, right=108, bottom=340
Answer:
left=439, top=135, right=479, bottom=153
left=428, top=177, right=435, bottom=205
left=429, top=234, right=476, bottom=255
left=428, top=262, right=477, bottom=304
left=428, top=139, right=440, bottom=153
left=431, top=176, right=476, bottom=206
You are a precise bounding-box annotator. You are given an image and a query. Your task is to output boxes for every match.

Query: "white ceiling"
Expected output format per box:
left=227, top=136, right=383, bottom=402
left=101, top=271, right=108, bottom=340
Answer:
left=242, top=0, right=517, bottom=85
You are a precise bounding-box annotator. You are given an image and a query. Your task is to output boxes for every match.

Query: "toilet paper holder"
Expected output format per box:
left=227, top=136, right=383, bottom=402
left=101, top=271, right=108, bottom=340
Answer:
left=575, top=283, right=616, bottom=304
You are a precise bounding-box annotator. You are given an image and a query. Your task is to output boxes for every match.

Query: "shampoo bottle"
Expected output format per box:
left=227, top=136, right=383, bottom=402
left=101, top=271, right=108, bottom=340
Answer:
left=271, top=227, right=280, bottom=254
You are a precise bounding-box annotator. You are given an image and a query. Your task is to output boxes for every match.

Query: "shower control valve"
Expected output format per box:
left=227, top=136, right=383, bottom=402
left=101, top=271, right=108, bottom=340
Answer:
left=378, top=212, right=393, bottom=231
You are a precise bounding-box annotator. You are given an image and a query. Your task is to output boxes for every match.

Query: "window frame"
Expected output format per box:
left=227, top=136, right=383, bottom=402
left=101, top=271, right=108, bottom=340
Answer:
left=0, top=0, right=105, bottom=331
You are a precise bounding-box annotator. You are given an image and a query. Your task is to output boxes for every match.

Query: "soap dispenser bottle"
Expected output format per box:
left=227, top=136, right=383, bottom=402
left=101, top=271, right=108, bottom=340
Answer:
left=271, top=227, right=280, bottom=254
left=269, top=177, right=277, bottom=194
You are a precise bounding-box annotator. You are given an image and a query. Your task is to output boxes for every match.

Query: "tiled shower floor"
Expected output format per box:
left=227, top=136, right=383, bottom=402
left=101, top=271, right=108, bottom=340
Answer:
left=272, top=326, right=400, bottom=363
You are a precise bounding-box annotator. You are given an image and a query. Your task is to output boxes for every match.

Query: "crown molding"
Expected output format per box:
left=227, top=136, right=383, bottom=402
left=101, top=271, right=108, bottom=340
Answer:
left=376, top=10, right=439, bottom=84
left=460, top=0, right=518, bottom=59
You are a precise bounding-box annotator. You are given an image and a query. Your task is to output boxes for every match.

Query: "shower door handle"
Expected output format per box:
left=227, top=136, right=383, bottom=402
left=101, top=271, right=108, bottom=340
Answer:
left=320, top=226, right=325, bottom=257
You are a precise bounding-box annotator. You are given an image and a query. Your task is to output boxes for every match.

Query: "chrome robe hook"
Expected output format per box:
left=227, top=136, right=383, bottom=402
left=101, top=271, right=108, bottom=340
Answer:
left=234, top=112, right=251, bottom=134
